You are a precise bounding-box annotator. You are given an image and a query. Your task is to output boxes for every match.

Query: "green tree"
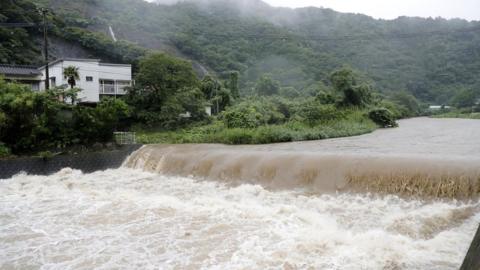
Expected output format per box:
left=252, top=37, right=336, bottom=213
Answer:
left=390, top=91, right=422, bottom=117
left=0, top=78, right=66, bottom=152
left=135, top=53, right=199, bottom=103
left=295, top=102, right=338, bottom=126
left=211, top=88, right=232, bottom=114
left=157, top=87, right=208, bottom=129
left=63, top=66, right=80, bottom=89
left=330, top=67, right=373, bottom=107
left=73, top=98, right=131, bottom=144
left=200, top=75, right=232, bottom=114
left=200, top=75, right=221, bottom=100
left=126, top=53, right=202, bottom=126
left=228, top=71, right=240, bottom=99
left=0, top=77, right=135, bottom=154
left=255, top=75, right=280, bottom=96
left=450, top=88, right=478, bottom=108
left=280, top=87, right=301, bottom=98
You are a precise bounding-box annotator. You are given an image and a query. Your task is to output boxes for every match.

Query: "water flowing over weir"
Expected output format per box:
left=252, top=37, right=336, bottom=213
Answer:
left=125, top=118, right=480, bottom=200
left=2, top=118, right=480, bottom=269
left=125, top=145, right=480, bottom=199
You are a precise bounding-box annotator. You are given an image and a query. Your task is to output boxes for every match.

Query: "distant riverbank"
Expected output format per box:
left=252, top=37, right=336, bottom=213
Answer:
left=137, top=111, right=378, bottom=145
left=431, top=112, right=480, bottom=120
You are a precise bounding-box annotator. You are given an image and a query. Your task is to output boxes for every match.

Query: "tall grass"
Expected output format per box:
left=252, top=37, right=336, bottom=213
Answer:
left=137, top=111, right=377, bottom=145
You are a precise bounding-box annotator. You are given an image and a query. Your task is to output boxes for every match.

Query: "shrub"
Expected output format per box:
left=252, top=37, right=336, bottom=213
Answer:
left=73, top=98, right=131, bottom=144
left=389, top=91, right=422, bottom=117
left=254, top=126, right=295, bottom=144
left=38, top=151, right=54, bottom=160
left=368, top=108, right=398, bottom=128
left=222, top=105, right=263, bottom=128
left=295, top=102, right=340, bottom=126
left=220, top=128, right=255, bottom=144
left=379, top=100, right=403, bottom=119
left=0, top=143, right=10, bottom=158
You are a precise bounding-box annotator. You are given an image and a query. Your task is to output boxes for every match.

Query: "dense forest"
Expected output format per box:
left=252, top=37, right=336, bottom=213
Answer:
left=2, top=0, right=479, bottom=104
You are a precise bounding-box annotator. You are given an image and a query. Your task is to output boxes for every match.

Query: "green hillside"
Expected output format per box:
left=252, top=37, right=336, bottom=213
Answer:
left=2, top=0, right=480, bottom=104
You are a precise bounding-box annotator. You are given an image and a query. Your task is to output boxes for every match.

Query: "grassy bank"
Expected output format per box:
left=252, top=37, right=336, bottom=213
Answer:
left=137, top=116, right=377, bottom=145
left=431, top=112, right=480, bottom=120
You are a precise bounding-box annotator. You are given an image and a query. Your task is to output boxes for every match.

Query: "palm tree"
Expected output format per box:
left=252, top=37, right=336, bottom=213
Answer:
left=63, top=66, right=80, bottom=89
left=63, top=66, right=80, bottom=104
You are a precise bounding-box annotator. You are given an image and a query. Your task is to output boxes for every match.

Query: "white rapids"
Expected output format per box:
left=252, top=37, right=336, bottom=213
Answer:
left=1, top=168, right=479, bottom=270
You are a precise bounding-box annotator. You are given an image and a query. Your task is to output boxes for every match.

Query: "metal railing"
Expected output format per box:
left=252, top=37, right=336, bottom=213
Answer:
left=99, top=82, right=130, bottom=95
left=100, top=83, right=116, bottom=94
left=114, top=132, right=136, bottom=145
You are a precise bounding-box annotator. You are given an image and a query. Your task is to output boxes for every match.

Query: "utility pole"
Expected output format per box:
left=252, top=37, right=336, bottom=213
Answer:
left=215, top=81, right=220, bottom=115
left=42, top=8, right=50, bottom=90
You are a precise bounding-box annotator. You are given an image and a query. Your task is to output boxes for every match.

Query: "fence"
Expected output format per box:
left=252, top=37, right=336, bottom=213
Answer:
left=114, top=132, right=136, bottom=145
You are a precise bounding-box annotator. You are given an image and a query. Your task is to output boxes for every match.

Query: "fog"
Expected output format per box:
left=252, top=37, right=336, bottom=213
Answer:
left=148, top=0, right=480, bottom=21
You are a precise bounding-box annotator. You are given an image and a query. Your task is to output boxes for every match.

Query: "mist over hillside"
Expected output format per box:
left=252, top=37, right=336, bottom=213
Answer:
left=3, top=0, right=480, bottom=103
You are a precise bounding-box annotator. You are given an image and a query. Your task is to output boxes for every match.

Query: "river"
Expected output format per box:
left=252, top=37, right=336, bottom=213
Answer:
left=1, top=118, right=479, bottom=269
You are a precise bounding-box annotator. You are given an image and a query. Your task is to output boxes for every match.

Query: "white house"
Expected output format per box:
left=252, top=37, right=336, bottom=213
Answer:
left=38, top=58, right=132, bottom=103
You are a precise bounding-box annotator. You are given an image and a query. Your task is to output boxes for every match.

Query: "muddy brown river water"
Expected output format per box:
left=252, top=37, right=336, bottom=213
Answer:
left=1, top=118, right=479, bottom=269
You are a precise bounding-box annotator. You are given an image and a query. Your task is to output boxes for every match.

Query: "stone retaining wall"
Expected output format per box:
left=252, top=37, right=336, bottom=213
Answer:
left=0, top=145, right=142, bottom=179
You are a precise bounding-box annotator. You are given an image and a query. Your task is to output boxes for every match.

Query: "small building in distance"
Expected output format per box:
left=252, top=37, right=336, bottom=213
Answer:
left=429, top=105, right=452, bottom=110
left=38, top=58, right=132, bottom=103
left=0, top=64, right=43, bottom=90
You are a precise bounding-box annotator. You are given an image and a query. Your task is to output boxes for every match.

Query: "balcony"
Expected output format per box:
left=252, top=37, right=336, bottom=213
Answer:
left=99, top=80, right=130, bottom=95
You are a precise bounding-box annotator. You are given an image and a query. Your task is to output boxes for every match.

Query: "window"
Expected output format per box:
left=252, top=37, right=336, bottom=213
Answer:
left=31, top=82, right=40, bottom=91
left=86, top=76, right=93, bottom=82
left=116, top=80, right=131, bottom=94
left=99, top=79, right=115, bottom=94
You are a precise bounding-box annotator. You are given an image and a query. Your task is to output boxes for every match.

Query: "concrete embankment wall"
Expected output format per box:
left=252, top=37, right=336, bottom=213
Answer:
left=0, top=145, right=142, bottom=179
left=461, top=224, right=480, bottom=270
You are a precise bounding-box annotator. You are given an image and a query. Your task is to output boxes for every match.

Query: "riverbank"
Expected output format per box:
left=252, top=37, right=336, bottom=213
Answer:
left=431, top=112, right=480, bottom=120
left=137, top=117, right=378, bottom=145
left=0, top=145, right=142, bottom=179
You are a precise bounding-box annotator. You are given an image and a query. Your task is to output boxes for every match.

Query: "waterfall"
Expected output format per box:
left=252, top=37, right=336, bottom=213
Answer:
left=109, top=26, right=117, bottom=42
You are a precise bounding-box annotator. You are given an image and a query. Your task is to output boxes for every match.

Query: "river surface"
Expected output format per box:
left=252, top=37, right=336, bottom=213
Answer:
left=248, top=117, right=480, bottom=157
left=1, top=118, right=480, bottom=269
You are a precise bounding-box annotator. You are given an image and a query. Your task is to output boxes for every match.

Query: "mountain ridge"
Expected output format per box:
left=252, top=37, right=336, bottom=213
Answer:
left=2, top=0, right=479, bottom=103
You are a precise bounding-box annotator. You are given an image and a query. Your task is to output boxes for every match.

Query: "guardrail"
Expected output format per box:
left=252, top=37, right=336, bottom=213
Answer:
left=114, top=132, right=136, bottom=145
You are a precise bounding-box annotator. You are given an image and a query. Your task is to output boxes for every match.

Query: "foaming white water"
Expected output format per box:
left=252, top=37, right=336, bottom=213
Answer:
left=1, top=168, right=479, bottom=269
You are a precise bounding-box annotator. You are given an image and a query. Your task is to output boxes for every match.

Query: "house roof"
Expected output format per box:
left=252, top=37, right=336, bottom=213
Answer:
left=39, top=58, right=131, bottom=69
left=0, top=64, right=42, bottom=77
left=38, top=58, right=101, bottom=70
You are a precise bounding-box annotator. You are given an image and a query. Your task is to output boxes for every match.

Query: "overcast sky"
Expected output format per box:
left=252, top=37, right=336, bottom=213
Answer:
left=262, top=0, right=480, bottom=21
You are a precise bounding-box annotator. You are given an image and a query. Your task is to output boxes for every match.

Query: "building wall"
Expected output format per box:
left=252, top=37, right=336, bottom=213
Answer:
left=39, top=59, right=131, bottom=103
left=4, top=75, right=42, bottom=91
